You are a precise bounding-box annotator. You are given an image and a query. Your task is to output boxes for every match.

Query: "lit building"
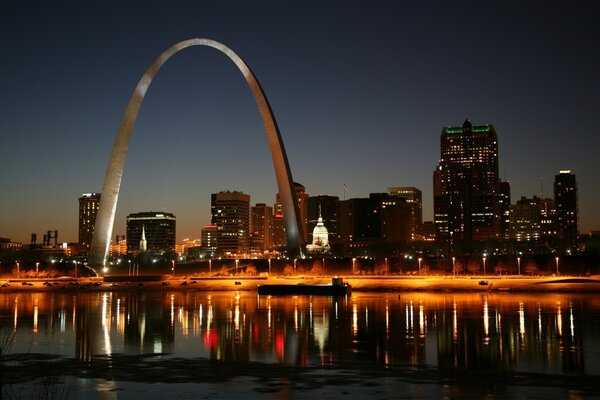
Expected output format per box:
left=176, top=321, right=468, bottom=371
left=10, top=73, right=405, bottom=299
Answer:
left=250, top=203, right=273, bottom=253
left=381, top=197, right=411, bottom=244
left=433, top=119, right=500, bottom=246
left=211, top=191, right=250, bottom=256
left=126, top=212, right=176, bottom=254
left=308, top=195, right=339, bottom=245
left=271, top=214, right=286, bottom=250
left=338, top=194, right=385, bottom=254
left=498, top=181, right=511, bottom=239
left=201, top=225, right=218, bottom=258
left=275, top=182, right=308, bottom=243
left=539, top=198, right=556, bottom=239
left=554, top=170, right=578, bottom=239
left=510, top=196, right=541, bottom=241
left=306, top=206, right=330, bottom=254
left=78, top=193, right=101, bottom=255
left=387, top=187, right=423, bottom=241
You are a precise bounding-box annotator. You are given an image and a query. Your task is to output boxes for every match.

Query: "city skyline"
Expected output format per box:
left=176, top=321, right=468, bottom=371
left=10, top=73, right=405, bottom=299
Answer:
left=1, top=1, right=599, bottom=244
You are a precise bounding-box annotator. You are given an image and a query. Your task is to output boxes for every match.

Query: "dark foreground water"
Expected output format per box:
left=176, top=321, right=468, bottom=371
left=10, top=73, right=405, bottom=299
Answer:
left=1, top=290, right=599, bottom=399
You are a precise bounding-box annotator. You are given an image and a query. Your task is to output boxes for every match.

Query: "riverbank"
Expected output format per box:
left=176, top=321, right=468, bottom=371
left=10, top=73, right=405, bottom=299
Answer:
left=2, top=275, right=600, bottom=293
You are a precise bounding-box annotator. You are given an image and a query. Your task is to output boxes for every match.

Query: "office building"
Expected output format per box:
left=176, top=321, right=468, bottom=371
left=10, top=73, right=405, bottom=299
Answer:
left=211, top=191, right=250, bottom=255
left=498, top=181, right=511, bottom=239
left=554, top=170, right=578, bottom=239
left=250, top=203, right=273, bottom=252
left=126, top=211, right=176, bottom=254
left=387, top=187, right=423, bottom=241
left=275, top=182, right=308, bottom=243
left=433, top=119, right=501, bottom=246
left=510, top=196, right=541, bottom=241
left=78, top=193, right=101, bottom=255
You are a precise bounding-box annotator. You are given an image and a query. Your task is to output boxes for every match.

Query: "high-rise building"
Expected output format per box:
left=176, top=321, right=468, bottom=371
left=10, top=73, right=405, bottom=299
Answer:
left=308, top=195, right=339, bottom=245
left=78, top=193, right=101, bottom=255
left=433, top=120, right=501, bottom=246
left=539, top=198, right=556, bottom=239
left=126, top=211, right=176, bottom=254
left=498, top=181, right=511, bottom=240
left=510, top=196, right=541, bottom=242
left=338, top=194, right=385, bottom=254
left=211, top=191, right=250, bottom=256
left=201, top=225, right=218, bottom=258
left=387, top=187, right=423, bottom=241
left=554, top=170, right=578, bottom=239
left=250, top=203, right=273, bottom=252
left=381, top=197, right=411, bottom=244
left=275, top=182, right=308, bottom=243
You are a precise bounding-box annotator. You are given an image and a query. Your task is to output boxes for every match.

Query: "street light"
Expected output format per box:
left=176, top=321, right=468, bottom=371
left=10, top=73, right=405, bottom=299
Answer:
left=171, top=259, right=175, bottom=277
left=418, top=257, right=423, bottom=275
left=555, top=257, right=559, bottom=275
left=36, top=262, right=40, bottom=278
left=322, top=258, right=325, bottom=275
left=293, top=258, right=297, bottom=275
left=452, top=257, right=456, bottom=277
left=384, top=258, right=388, bottom=275
left=235, top=259, right=239, bottom=275
left=209, top=259, right=212, bottom=275
left=73, top=261, right=77, bottom=279
left=268, top=258, right=272, bottom=276
left=16, top=262, right=20, bottom=279
left=517, top=256, right=521, bottom=275
left=352, top=257, right=357, bottom=275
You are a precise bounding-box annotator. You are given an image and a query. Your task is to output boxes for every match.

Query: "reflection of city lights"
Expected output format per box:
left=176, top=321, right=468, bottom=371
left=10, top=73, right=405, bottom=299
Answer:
left=453, top=302, right=458, bottom=341
left=170, top=294, right=175, bottom=327
left=538, top=304, right=542, bottom=336
left=483, top=298, right=489, bottom=340
left=569, top=303, right=574, bottom=338
left=385, top=301, right=389, bottom=337
left=102, top=293, right=112, bottom=355
left=419, top=303, right=425, bottom=337
left=33, top=296, right=38, bottom=333
left=13, top=297, right=18, bottom=331
left=556, top=302, right=563, bottom=337
left=267, top=296, right=272, bottom=329
left=294, top=303, right=299, bottom=332
left=352, top=301, right=358, bottom=336
left=519, top=302, right=525, bottom=337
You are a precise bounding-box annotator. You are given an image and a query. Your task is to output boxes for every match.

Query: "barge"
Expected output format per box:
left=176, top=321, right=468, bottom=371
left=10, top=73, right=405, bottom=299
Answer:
left=257, top=277, right=351, bottom=296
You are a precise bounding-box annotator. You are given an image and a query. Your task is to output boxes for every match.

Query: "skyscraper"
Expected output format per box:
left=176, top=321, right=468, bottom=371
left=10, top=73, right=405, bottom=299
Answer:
left=434, top=120, right=500, bottom=247
left=250, top=203, right=273, bottom=252
left=211, top=191, right=250, bottom=256
left=387, top=187, right=423, bottom=241
left=554, top=170, right=578, bottom=239
left=498, top=181, right=511, bottom=240
left=78, top=193, right=101, bottom=255
left=126, top=211, right=176, bottom=254
left=275, top=182, right=308, bottom=243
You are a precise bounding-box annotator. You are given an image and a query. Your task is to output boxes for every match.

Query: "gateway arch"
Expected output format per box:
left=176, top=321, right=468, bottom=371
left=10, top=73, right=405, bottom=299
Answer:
left=89, top=38, right=304, bottom=271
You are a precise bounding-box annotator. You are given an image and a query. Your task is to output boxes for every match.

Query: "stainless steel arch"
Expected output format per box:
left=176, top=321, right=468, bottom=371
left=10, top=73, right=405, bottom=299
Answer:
left=89, top=38, right=304, bottom=271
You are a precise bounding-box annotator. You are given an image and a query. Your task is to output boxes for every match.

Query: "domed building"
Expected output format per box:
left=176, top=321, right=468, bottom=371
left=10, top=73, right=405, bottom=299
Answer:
left=306, top=207, right=330, bottom=254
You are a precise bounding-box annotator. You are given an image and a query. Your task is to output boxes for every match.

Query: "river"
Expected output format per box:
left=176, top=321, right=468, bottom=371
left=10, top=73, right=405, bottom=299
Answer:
left=1, top=290, right=599, bottom=399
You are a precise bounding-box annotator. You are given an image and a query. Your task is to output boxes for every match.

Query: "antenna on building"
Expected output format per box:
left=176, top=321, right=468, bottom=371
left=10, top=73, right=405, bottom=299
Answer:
left=343, top=184, right=347, bottom=200
left=540, top=177, right=544, bottom=198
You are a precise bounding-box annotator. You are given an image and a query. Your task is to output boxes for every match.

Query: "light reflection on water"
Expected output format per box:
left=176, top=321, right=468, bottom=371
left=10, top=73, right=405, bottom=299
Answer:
left=1, top=291, right=600, bottom=398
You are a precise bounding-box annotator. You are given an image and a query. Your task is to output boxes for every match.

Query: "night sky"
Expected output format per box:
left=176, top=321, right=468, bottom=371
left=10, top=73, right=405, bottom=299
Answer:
left=1, top=0, right=599, bottom=244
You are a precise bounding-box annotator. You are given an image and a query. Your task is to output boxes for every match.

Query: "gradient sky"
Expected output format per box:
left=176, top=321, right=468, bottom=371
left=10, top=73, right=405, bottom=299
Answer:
left=1, top=0, right=599, bottom=244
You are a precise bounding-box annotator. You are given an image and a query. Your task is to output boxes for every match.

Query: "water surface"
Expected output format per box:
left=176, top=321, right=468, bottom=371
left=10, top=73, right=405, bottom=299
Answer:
left=1, top=290, right=599, bottom=399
